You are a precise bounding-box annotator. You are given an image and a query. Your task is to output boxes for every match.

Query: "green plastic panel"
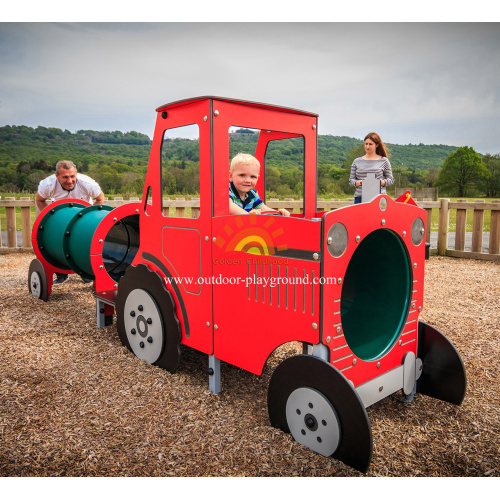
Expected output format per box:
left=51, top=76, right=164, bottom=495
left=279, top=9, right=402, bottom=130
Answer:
left=341, top=229, right=411, bottom=361
left=64, top=205, right=113, bottom=278
left=36, top=203, right=87, bottom=270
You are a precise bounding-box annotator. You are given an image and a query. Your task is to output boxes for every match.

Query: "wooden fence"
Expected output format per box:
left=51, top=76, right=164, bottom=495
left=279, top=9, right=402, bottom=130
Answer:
left=1, top=196, right=500, bottom=261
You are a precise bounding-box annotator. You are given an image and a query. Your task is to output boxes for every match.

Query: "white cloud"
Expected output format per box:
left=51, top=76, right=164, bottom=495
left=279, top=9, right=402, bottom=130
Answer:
left=0, top=22, right=499, bottom=153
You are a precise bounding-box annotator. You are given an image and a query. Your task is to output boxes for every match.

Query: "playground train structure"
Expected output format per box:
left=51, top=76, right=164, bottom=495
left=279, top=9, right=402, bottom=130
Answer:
left=28, top=96, right=466, bottom=472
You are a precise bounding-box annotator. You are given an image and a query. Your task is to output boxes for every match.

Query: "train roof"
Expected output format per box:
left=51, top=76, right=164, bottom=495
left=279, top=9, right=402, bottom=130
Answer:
left=155, top=96, right=318, bottom=117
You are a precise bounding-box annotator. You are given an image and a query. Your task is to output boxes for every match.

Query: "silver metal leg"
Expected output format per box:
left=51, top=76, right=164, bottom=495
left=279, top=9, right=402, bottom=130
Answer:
left=403, top=382, right=417, bottom=403
left=302, top=343, right=313, bottom=355
left=209, top=354, right=221, bottom=394
left=96, top=299, right=106, bottom=329
left=312, top=343, right=330, bottom=362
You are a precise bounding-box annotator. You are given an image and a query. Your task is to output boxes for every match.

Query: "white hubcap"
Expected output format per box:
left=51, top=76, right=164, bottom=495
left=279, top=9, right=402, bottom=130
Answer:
left=30, top=272, right=42, bottom=298
left=124, top=289, right=164, bottom=364
left=286, top=387, right=341, bottom=457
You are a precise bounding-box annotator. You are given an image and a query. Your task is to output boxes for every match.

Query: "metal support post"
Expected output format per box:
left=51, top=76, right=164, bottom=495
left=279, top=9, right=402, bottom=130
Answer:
left=209, top=354, right=221, bottom=394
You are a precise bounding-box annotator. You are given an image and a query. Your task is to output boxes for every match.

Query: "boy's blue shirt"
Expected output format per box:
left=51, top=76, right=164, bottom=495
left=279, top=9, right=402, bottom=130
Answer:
left=229, top=182, right=263, bottom=212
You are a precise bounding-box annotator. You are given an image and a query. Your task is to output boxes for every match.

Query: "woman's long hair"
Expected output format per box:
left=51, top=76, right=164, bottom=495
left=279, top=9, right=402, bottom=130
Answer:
left=364, top=132, right=389, bottom=158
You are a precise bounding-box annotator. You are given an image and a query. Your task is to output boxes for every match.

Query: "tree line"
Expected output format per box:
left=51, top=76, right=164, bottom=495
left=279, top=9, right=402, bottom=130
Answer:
left=1, top=125, right=498, bottom=198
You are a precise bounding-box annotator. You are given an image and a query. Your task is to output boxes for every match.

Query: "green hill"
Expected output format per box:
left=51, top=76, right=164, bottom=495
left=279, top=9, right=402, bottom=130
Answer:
left=0, top=125, right=459, bottom=196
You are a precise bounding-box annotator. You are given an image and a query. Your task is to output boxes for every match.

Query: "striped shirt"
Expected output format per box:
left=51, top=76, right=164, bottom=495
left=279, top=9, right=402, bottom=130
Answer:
left=349, top=157, right=394, bottom=197
left=229, top=182, right=263, bottom=212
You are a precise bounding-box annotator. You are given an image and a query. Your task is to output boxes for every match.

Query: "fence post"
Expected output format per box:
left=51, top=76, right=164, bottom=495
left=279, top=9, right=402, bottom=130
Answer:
left=5, top=197, right=17, bottom=248
left=20, top=197, right=32, bottom=248
left=471, top=199, right=485, bottom=253
left=162, top=198, right=170, bottom=217
left=175, top=197, right=185, bottom=218
left=455, top=199, right=467, bottom=251
left=437, top=198, right=449, bottom=256
left=489, top=200, right=500, bottom=255
left=425, top=208, right=433, bottom=244
left=191, top=197, right=200, bottom=219
left=284, top=198, right=295, bottom=214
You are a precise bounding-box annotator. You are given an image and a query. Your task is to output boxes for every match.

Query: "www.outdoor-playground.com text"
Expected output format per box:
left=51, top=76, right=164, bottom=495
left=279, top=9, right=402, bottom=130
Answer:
left=164, top=275, right=337, bottom=288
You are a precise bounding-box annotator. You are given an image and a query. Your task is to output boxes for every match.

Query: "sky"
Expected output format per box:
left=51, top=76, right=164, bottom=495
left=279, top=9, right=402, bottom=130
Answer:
left=1, top=5, right=500, bottom=155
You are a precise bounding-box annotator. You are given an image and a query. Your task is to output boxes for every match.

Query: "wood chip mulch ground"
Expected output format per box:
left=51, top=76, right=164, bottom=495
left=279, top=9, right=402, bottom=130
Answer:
left=0, top=254, right=498, bottom=477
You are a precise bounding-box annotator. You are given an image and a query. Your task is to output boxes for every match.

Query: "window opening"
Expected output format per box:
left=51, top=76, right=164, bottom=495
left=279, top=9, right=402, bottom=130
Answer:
left=161, top=124, right=200, bottom=218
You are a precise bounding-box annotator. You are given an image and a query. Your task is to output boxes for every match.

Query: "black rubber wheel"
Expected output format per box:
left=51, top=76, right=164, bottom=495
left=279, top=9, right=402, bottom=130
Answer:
left=268, top=355, right=373, bottom=473
left=28, top=258, right=49, bottom=302
left=116, top=264, right=181, bottom=373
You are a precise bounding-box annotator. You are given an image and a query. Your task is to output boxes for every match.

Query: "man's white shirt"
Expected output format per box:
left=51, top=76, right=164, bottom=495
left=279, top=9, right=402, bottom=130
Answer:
left=38, top=173, right=101, bottom=203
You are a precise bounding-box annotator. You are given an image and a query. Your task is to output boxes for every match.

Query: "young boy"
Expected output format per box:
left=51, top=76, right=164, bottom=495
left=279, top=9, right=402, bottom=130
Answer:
left=229, top=153, right=290, bottom=216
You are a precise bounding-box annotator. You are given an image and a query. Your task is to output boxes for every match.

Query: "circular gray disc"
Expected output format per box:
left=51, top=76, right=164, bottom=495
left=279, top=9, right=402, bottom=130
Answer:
left=30, top=271, right=42, bottom=299
left=286, top=387, right=341, bottom=456
left=411, top=217, right=425, bottom=246
left=327, top=222, right=348, bottom=258
left=123, top=288, right=164, bottom=364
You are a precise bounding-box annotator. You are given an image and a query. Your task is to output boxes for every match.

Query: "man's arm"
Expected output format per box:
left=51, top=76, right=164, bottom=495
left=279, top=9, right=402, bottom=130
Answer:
left=94, top=191, right=105, bottom=205
left=35, top=192, right=48, bottom=212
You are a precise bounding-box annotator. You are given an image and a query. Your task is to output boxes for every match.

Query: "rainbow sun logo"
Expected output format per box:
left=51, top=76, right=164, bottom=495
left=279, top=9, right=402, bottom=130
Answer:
left=214, top=214, right=288, bottom=256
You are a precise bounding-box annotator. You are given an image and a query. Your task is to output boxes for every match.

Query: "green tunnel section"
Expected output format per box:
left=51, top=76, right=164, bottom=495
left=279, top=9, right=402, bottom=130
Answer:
left=340, top=229, right=411, bottom=361
left=36, top=203, right=140, bottom=282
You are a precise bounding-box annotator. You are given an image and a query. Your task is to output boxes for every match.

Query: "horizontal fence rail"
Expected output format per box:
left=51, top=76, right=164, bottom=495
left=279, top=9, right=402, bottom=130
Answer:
left=1, top=196, right=499, bottom=261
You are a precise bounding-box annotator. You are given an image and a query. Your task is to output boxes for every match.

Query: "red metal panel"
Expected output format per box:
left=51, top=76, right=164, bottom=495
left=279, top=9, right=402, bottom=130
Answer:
left=211, top=214, right=321, bottom=374
left=90, top=202, right=142, bottom=294
left=156, top=96, right=318, bottom=117
left=321, top=196, right=427, bottom=387
left=134, top=98, right=214, bottom=355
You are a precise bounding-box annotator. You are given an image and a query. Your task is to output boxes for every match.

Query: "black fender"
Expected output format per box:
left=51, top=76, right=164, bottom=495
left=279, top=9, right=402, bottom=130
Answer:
left=115, top=263, right=181, bottom=373
left=416, top=321, right=467, bottom=405
left=268, top=355, right=372, bottom=473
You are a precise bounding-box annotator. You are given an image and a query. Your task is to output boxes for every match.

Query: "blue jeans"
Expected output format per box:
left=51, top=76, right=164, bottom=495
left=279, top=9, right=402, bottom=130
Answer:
left=354, top=196, right=362, bottom=204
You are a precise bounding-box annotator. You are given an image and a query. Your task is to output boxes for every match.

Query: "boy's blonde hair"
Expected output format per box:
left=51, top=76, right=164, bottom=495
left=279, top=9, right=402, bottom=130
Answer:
left=230, top=153, right=260, bottom=172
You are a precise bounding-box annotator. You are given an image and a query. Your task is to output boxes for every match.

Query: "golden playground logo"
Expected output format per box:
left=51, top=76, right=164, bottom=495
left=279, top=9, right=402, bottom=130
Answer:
left=213, top=213, right=288, bottom=256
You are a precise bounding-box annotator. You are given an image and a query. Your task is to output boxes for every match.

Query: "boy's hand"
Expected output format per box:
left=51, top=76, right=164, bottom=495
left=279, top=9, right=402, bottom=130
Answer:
left=278, top=208, right=290, bottom=217
left=249, top=208, right=262, bottom=215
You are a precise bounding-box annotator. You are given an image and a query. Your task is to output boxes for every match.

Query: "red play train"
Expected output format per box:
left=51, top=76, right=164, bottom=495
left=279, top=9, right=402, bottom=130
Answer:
left=29, top=96, right=466, bottom=472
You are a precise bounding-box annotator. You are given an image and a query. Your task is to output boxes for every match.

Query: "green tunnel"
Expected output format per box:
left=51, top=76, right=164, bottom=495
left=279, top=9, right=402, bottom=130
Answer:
left=340, top=229, right=412, bottom=361
left=36, top=203, right=140, bottom=282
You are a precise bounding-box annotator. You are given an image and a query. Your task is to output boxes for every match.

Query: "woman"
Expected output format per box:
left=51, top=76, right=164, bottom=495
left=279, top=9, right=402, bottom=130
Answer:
left=349, top=132, right=394, bottom=204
